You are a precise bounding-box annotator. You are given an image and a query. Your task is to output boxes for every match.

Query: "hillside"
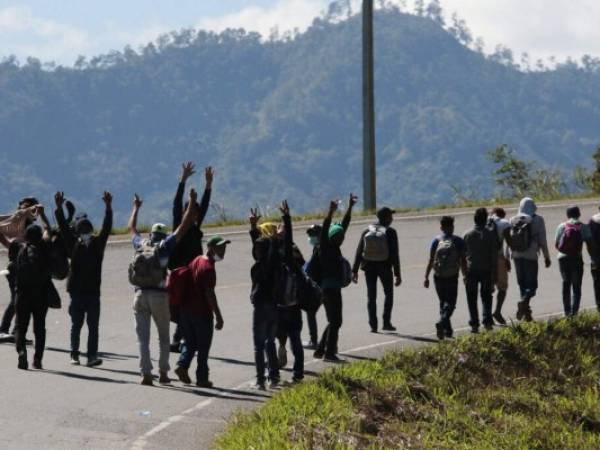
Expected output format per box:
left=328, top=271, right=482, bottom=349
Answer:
left=0, top=4, right=599, bottom=224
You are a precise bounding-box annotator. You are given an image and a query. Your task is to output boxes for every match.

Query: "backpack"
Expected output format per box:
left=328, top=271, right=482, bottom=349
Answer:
left=48, top=233, right=70, bottom=281
left=128, top=241, right=165, bottom=289
left=433, top=237, right=460, bottom=278
left=277, top=264, right=300, bottom=308
left=486, top=218, right=502, bottom=251
left=166, top=266, right=193, bottom=323
left=341, top=257, right=353, bottom=288
left=558, top=222, right=584, bottom=257
left=16, top=243, right=51, bottom=289
left=297, top=267, right=323, bottom=312
left=362, top=225, right=389, bottom=262
left=509, top=217, right=532, bottom=252
left=304, top=247, right=322, bottom=285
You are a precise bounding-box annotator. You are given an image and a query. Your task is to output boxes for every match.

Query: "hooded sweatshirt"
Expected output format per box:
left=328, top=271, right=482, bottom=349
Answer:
left=510, top=198, right=550, bottom=261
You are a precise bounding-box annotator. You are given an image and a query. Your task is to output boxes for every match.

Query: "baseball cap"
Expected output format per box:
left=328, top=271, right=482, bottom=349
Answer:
left=206, top=235, right=231, bottom=248
left=376, top=207, right=395, bottom=219
left=151, top=223, right=168, bottom=235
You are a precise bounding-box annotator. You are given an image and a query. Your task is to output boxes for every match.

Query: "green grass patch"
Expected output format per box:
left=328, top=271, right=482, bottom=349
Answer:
left=215, top=313, right=600, bottom=450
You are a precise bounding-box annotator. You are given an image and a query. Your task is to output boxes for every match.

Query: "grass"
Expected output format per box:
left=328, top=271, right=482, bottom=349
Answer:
left=215, top=313, right=600, bottom=450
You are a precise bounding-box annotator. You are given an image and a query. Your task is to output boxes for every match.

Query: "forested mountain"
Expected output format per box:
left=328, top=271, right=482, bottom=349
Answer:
left=1, top=4, right=599, bottom=225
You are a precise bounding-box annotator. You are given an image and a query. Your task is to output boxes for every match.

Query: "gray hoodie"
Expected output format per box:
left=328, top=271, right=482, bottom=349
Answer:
left=510, top=198, right=551, bottom=261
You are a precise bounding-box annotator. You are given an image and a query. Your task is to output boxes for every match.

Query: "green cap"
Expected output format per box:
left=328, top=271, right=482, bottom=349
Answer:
left=328, top=224, right=345, bottom=240
left=151, top=223, right=168, bottom=235
left=206, top=235, right=231, bottom=248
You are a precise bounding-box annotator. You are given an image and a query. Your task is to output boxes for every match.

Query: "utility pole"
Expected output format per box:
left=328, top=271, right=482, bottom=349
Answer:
left=362, top=0, right=376, bottom=211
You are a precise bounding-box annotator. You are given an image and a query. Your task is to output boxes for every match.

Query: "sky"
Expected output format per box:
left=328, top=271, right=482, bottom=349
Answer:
left=0, top=0, right=598, bottom=66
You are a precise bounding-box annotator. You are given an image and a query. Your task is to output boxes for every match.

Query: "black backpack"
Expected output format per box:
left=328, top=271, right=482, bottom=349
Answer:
left=304, top=247, right=322, bottom=285
left=48, top=231, right=70, bottom=280
left=486, top=218, right=502, bottom=251
left=296, top=267, right=323, bottom=312
left=16, top=243, right=51, bottom=289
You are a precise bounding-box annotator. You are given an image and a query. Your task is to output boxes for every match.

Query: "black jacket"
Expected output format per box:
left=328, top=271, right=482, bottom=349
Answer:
left=168, top=183, right=211, bottom=270
left=352, top=224, right=401, bottom=277
left=56, top=206, right=112, bottom=295
left=318, top=208, right=352, bottom=285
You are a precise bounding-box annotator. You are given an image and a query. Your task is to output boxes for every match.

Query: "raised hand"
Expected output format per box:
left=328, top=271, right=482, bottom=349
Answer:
left=249, top=208, right=261, bottom=227
left=348, top=193, right=358, bottom=208
left=279, top=200, right=290, bottom=216
left=181, top=162, right=196, bottom=183
left=103, top=191, right=113, bottom=206
left=328, top=200, right=339, bottom=215
left=205, top=166, right=214, bottom=188
left=54, top=191, right=65, bottom=208
left=133, top=194, right=143, bottom=209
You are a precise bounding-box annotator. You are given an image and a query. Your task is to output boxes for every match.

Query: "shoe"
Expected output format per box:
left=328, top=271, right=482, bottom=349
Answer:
left=370, top=327, right=378, bottom=333
left=291, top=376, right=304, bottom=384
left=435, top=323, right=445, bottom=340
left=484, top=323, right=493, bottom=331
left=25, top=338, right=33, bottom=345
left=32, top=359, right=43, bottom=370
left=303, top=341, right=318, bottom=350
left=516, top=301, right=526, bottom=320
left=382, top=323, right=397, bottom=332
left=175, top=366, right=192, bottom=384
left=196, top=380, right=213, bottom=388
left=86, top=358, right=103, bottom=368
left=252, top=381, right=266, bottom=391
left=159, top=371, right=171, bottom=384
left=324, top=354, right=346, bottom=363
left=524, top=310, right=533, bottom=322
left=313, top=349, right=324, bottom=359
left=268, top=378, right=280, bottom=389
left=0, top=332, right=15, bottom=343
left=493, top=311, right=507, bottom=325
left=17, top=354, right=28, bottom=370
left=70, top=355, right=80, bottom=365
left=470, top=326, right=479, bottom=334
left=141, top=374, right=154, bottom=386
left=277, top=344, right=287, bottom=369
left=170, top=342, right=181, bottom=353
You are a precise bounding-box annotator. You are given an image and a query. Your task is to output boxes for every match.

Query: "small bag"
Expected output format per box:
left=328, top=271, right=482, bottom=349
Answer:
left=509, top=217, right=532, bottom=252
left=558, top=222, right=583, bottom=257
left=341, top=257, right=353, bottom=288
left=128, top=241, right=165, bottom=289
left=362, top=225, right=389, bottom=262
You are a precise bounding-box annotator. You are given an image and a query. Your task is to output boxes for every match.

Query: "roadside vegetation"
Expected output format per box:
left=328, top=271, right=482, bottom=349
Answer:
left=216, top=313, right=600, bottom=450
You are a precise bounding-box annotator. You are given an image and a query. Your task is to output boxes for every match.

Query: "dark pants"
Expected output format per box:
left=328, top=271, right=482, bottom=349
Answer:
left=465, top=270, right=493, bottom=328
left=252, top=303, right=279, bottom=384
left=434, top=276, right=458, bottom=334
left=69, top=293, right=100, bottom=358
left=178, top=314, right=214, bottom=383
left=593, top=266, right=600, bottom=311
left=317, top=288, right=342, bottom=358
left=15, top=292, right=48, bottom=362
left=514, top=258, right=539, bottom=301
left=278, top=308, right=304, bottom=380
left=304, top=309, right=318, bottom=345
left=559, top=257, right=584, bottom=316
left=364, top=265, right=394, bottom=329
left=0, top=284, right=16, bottom=334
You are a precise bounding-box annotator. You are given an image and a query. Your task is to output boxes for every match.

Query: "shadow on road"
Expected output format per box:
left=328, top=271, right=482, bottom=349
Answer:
left=387, top=333, right=439, bottom=344
left=44, top=347, right=138, bottom=360
left=43, top=369, right=133, bottom=384
left=339, top=354, right=377, bottom=362
left=210, top=356, right=255, bottom=367
left=156, top=384, right=263, bottom=403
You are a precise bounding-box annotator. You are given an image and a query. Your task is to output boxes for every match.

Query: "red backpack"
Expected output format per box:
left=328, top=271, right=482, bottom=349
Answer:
left=558, top=222, right=583, bottom=257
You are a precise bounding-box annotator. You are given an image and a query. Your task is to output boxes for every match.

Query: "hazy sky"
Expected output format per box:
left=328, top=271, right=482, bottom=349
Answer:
left=0, top=0, right=597, bottom=65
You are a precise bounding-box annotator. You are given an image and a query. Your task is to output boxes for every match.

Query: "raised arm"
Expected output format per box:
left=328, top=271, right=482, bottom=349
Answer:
left=128, top=194, right=143, bottom=236
left=173, top=162, right=196, bottom=229
left=196, top=167, right=213, bottom=228
left=99, top=191, right=113, bottom=245
left=173, top=189, right=198, bottom=243
left=341, top=193, right=358, bottom=232
left=320, top=200, right=338, bottom=247
left=54, top=191, right=76, bottom=252
left=280, top=201, right=293, bottom=266
left=248, top=208, right=261, bottom=244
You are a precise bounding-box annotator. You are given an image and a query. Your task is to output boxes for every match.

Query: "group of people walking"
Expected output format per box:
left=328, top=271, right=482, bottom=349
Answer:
left=0, top=163, right=598, bottom=390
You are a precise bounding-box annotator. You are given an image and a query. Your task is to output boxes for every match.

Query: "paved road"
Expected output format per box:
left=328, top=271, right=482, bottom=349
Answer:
left=1, top=200, right=599, bottom=450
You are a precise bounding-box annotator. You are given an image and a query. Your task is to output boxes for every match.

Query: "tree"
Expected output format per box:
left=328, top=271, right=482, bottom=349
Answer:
left=425, top=0, right=444, bottom=26
left=573, top=146, right=600, bottom=194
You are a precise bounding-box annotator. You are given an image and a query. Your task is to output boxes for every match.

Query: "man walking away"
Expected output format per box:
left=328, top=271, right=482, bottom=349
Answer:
left=463, top=208, right=498, bottom=333
left=489, top=208, right=512, bottom=325
left=314, top=194, right=357, bottom=363
left=509, top=197, right=551, bottom=322
left=352, top=207, right=401, bottom=332
left=55, top=191, right=112, bottom=367
left=303, top=225, right=322, bottom=349
left=555, top=206, right=592, bottom=317
left=128, top=190, right=197, bottom=386
left=588, top=207, right=600, bottom=311
left=168, top=163, right=213, bottom=352
left=424, top=216, right=466, bottom=340
left=174, top=236, right=227, bottom=388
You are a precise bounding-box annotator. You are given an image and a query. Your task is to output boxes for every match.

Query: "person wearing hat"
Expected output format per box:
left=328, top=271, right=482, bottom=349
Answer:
left=555, top=205, right=593, bottom=317
left=314, top=194, right=357, bottom=363
left=54, top=191, right=113, bottom=367
left=174, top=234, right=228, bottom=388
left=352, top=206, right=401, bottom=333
left=128, top=190, right=198, bottom=386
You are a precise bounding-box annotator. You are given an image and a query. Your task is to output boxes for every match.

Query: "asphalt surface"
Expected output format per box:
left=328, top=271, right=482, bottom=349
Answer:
left=1, top=200, right=599, bottom=450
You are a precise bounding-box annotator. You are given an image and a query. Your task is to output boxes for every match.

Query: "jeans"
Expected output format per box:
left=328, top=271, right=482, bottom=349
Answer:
left=177, top=314, right=214, bottom=383
left=279, top=307, right=304, bottom=380
left=465, top=270, right=493, bottom=328
left=15, top=291, right=48, bottom=362
left=0, top=284, right=16, bottom=334
left=304, top=309, right=318, bottom=345
left=593, top=266, right=600, bottom=311
left=559, top=257, right=584, bottom=316
left=364, top=265, right=394, bottom=329
left=69, top=293, right=100, bottom=359
left=317, top=288, right=342, bottom=357
left=434, top=276, right=458, bottom=333
left=252, top=303, right=279, bottom=384
left=133, top=290, right=171, bottom=375
left=514, top=258, right=539, bottom=301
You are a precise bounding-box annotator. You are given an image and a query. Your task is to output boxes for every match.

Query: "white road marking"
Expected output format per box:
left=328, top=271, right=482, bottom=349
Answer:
left=129, top=307, right=578, bottom=449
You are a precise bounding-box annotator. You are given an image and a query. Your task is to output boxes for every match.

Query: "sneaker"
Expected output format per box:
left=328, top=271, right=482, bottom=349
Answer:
left=493, top=311, right=507, bottom=325
left=435, top=323, right=445, bottom=340
left=303, top=340, right=318, bottom=350
left=252, top=381, right=266, bottom=391
left=70, top=354, right=80, bottom=365
left=86, top=358, right=103, bottom=368
left=141, top=374, right=153, bottom=386
left=196, top=380, right=213, bottom=388
left=268, top=378, right=280, bottom=389
left=0, top=332, right=15, bottom=343
left=484, top=323, right=493, bottom=331
left=277, top=344, right=287, bottom=369
left=159, top=371, right=171, bottom=384
left=470, top=326, right=479, bottom=334
left=17, top=354, right=28, bottom=370
left=175, top=366, right=192, bottom=384
left=323, top=354, right=346, bottom=363
left=524, top=310, right=533, bottom=322
left=25, top=338, right=33, bottom=345
left=291, top=376, right=304, bottom=384
left=313, top=349, right=324, bottom=359
left=516, top=301, right=526, bottom=320
left=32, top=359, right=43, bottom=370
left=382, top=323, right=397, bottom=332
left=169, top=342, right=181, bottom=353
left=370, top=327, right=378, bottom=333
